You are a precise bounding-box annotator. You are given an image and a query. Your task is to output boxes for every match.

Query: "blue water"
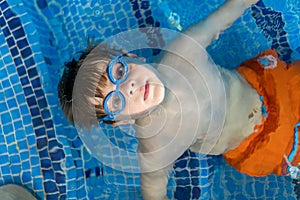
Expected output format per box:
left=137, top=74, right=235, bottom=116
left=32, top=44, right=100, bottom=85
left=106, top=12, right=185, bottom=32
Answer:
left=0, top=0, right=299, bottom=199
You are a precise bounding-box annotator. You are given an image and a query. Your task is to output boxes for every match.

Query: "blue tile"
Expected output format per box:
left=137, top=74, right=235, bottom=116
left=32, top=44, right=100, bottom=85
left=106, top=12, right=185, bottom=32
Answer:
left=141, top=1, right=150, bottom=9
left=24, top=86, right=33, bottom=96
left=14, top=57, right=22, bottom=66
left=30, top=107, right=39, bottom=116
left=8, top=17, right=22, bottom=30
left=53, top=162, right=62, bottom=171
left=26, top=133, right=35, bottom=146
left=43, top=169, right=55, bottom=180
left=7, top=98, right=17, bottom=108
left=59, top=185, right=66, bottom=195
left=21, top=47, right=32, bottom=59
left=44, top=119, right=53, bottom=128
left=21, top=171, right=31, bottom=182
left=0, top=134, right=5, bottom=143
left=4, top=88, right=14, bottom=97
left=1, top=165, right=11, bottom=177
left=6, top=134, right=15, bottom=143
left=174, top=187, right=191, bottom=200
left=37, top=137, right=48, bottom=149
left=50, top=149, right=65, bottom=161
left=3, top=124, right=13, bottom=133
left=18, top=140, right=27, bottom=149
left=11, top=113, right=22, bottom=126
left=9, top=155, right=21, bottom=165
left=46, top=194, right=59, bottom=200
left=24, top=57, right=35, bottom=67
left=41, top=158, right=51, bottom=168
left=39, top=148, right=49, bottom=158
left=10, top=74, right=19, bottom=84
left=2, top=27, right=11, bottom=37
left=0, top=145, right=7, bottom=154
left=3, top=53, right=12, bottom=65
left=255, top=181, right=266, bottom=197
left=27, top=96, right=37, bottom=106
left=13, top=27, right=26, bottom=41
left=22, top=161, right=30, bottom=170
left=2, top=175, right=13, bottom=183
left=20, top=105, right=29, bottom=113
left=28, top=68, right=38, bottom=78
left=14, top=84, right=22, bottom=94
left=31, top=77, right=41, bottom=88
left=16, top=38, right=29, bottom=49
left=20, top=76, right=30, bottom=85
left=32, top=117, right=43, bottom=127
left=6, top=36, right=15, bottom=46
left=1, top=112, right=12, bottom=124
left=6, top=64, right=15, bottom=75
left=146, top=16, right=154, bottom=24
left=0, top=16, right=5, bottom=26
left=30, top=156, right=40, bottom=166
left=144, top=10, right=151, bottom=17
left=8, top=144, right=18, bottom=154
left=3, top=9, right=15, bottom=20
left=0, top=79, right=10, bottom=88
left=36, top=0, right=48, bottom=9
left=33, top=178, right=43, bottom=190
left=0, top=154, right=9, bottom=165
left=44, top=180, right=58, bottom=193
left=47, top=130, right=56, bottom=138
left=37, top=98, right=47, bottom=108
left=34, top=89, right=44, bottom=99
left=41, top=109, right=50, bottom=119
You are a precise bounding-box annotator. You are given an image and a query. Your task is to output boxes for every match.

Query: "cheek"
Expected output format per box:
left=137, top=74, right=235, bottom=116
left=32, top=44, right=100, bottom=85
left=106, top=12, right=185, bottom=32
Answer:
left=126, top=97, right=146, bottom=114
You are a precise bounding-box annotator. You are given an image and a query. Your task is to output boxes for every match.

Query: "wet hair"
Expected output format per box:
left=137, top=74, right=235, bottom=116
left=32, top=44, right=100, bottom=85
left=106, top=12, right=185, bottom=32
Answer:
left=58, top=43, right=122, bottom=126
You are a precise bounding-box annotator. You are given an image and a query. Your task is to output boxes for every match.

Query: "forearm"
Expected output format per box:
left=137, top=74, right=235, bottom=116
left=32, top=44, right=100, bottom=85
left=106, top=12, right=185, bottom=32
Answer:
left=183, top=0, right=258, bottom=48
left=140, top=165, right=173, bottom=200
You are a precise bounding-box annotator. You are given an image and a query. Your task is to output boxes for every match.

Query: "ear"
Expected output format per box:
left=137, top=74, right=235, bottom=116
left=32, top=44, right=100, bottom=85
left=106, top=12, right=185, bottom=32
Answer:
left=113, top=119, right=136, bottom=127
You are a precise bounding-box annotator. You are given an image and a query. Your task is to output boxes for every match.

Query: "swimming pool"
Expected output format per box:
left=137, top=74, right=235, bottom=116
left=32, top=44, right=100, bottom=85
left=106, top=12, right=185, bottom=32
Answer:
left=0, top=0, right=299, bottom=199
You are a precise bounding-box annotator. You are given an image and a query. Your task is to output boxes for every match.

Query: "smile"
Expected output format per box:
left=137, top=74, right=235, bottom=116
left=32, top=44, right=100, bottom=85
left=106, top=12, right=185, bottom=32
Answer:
left=144, top=82, right=149, bottom=101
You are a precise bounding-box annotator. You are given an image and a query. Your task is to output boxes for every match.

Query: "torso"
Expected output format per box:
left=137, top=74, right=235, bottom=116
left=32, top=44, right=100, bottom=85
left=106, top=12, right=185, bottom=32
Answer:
left=136, top=48, right=262, bottom=164
left=203, top=67, right=263, bottom=154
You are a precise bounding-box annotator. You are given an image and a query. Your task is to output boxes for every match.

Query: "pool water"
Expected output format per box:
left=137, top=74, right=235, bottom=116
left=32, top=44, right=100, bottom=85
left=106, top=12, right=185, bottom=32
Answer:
left=0, top=0, right=299, bottom=199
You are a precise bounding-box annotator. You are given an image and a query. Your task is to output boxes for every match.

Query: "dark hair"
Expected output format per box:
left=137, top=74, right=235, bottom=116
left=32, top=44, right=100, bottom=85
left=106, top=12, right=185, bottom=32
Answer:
left=58, top=45, right=96, bottom=123
left=58, top=44, right=122, bottom=125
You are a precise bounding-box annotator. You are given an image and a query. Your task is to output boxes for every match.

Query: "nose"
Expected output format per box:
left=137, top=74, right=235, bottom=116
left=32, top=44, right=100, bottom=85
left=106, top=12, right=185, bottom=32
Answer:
left=129, top=81, right=135, bottom=95
left=120, top=79, right=136, bottom=96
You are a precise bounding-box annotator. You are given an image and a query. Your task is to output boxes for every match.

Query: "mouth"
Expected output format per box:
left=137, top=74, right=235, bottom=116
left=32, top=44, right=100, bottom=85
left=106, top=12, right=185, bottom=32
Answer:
left=144, top=81, right=149, bottom=101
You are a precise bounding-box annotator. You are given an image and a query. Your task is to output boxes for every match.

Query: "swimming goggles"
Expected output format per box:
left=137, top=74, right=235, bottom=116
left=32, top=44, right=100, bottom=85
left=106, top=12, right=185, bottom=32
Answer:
left=101, top=55, right=129, bottom=121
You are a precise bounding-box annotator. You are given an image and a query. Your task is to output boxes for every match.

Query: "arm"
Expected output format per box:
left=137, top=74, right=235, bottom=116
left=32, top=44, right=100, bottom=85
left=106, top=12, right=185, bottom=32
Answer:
left=138, top=1, right=258, bottom=199
left=183, top=0, right=258, bottom=48
left=140, top=165, right=173, bottom=200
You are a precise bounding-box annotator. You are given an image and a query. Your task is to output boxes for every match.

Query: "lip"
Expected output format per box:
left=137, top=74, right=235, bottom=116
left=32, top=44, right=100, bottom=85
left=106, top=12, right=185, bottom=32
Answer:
left=144, top=82, right=149, bottom=101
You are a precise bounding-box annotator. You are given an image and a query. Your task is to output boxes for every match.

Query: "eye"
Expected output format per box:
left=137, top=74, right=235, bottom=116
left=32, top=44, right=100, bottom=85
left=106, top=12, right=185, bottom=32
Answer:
left=112, top=97, right=121, bottom=110
left=113, top=63, right=126, bottom=80
left=107, top=93, right=123, bottom=113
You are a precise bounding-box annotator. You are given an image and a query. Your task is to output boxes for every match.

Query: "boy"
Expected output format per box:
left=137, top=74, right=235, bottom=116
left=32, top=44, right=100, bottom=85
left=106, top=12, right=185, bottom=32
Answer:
left=59, top=0, right=300, bottom=199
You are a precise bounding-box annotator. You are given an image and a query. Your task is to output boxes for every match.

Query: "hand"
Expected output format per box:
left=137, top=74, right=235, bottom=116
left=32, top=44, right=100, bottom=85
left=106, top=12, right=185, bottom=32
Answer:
left=229, top=0, right=259, bottom=8
left=240, top=0, right=259, bottom=7
left=246, top=0, right=259, bottom=6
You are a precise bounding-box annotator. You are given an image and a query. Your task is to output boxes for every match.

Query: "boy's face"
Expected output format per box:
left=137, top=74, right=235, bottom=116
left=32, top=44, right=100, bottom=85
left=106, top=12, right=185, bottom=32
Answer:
left=102, top=56, right=165, bottom=120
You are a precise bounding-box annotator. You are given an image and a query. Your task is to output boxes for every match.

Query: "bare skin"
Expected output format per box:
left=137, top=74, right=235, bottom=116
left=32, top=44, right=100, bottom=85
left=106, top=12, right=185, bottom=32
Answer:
left=135, top=0, right=260, bottom=199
